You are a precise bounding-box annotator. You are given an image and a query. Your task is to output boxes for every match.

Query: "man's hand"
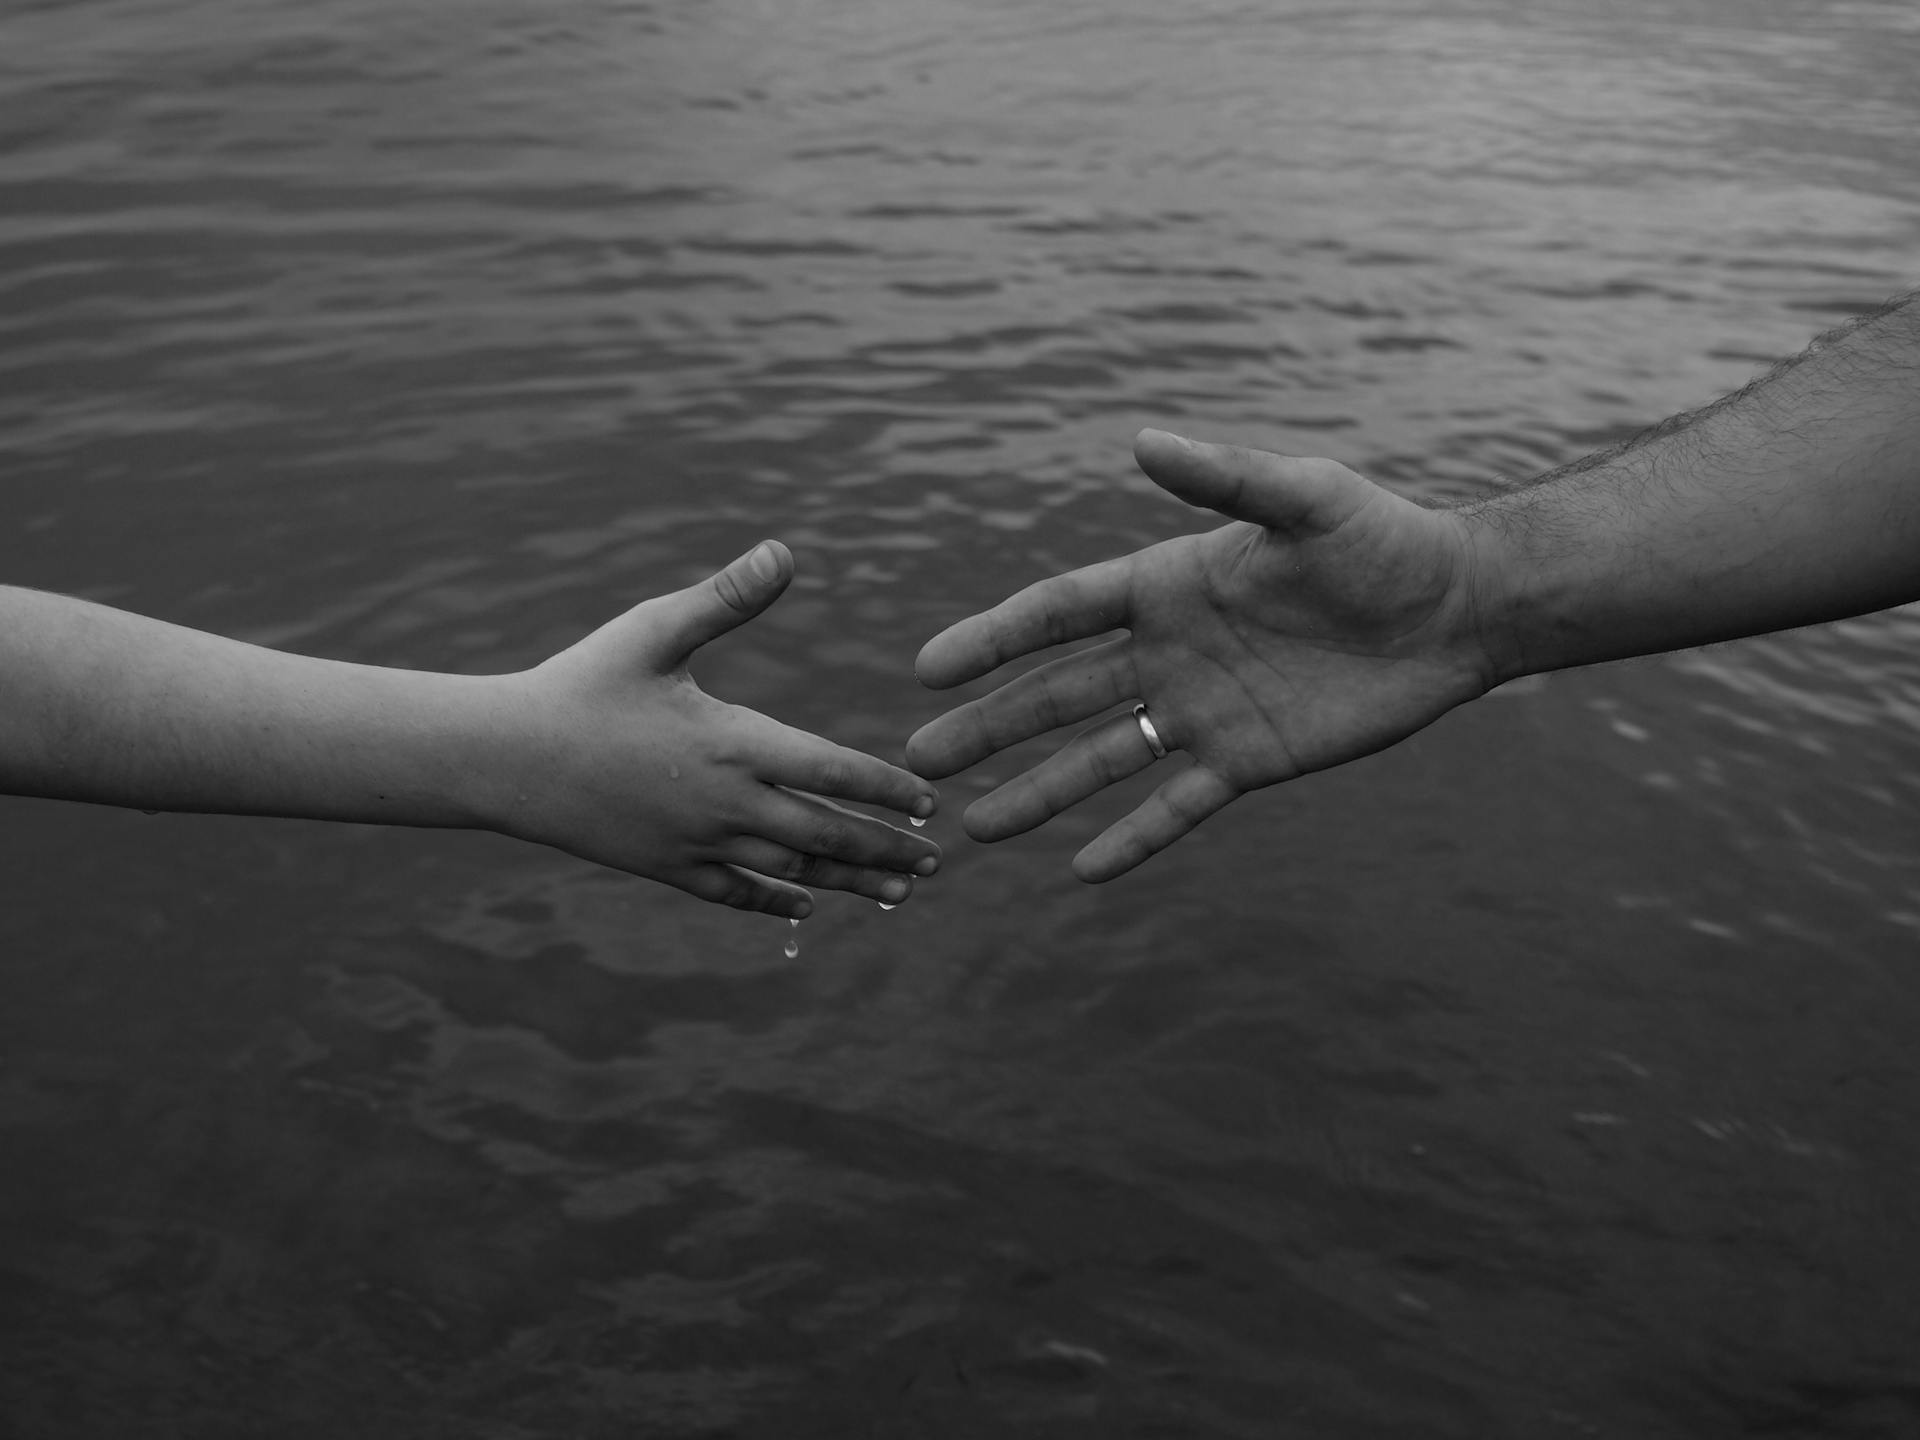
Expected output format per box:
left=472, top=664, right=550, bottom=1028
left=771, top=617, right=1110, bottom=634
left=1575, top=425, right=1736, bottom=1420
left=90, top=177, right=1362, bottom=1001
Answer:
left=906, top=430, right=1497, bottom=882
left=490, top=540, right=941, bottom=917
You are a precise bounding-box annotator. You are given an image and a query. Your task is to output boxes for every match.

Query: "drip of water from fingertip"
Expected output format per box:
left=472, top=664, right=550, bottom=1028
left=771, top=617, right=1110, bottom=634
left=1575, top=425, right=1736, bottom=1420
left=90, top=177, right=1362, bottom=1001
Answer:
left=784, top=916, right=800, bottom=959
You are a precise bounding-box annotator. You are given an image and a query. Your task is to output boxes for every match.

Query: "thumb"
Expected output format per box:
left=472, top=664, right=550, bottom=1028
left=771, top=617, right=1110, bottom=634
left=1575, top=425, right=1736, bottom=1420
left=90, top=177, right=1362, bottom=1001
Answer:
left=656, top=539, right=793, bottom=661
left=1133, top=428, right=1368, bottom=535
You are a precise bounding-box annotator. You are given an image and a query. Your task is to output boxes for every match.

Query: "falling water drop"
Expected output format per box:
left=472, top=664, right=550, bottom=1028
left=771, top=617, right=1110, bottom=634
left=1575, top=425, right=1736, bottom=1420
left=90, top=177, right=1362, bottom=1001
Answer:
left=784, top=917, right=800, bottom=960
left=879, top=902, right=896, bottom=911
left=910, top=816, right=927, bottom=829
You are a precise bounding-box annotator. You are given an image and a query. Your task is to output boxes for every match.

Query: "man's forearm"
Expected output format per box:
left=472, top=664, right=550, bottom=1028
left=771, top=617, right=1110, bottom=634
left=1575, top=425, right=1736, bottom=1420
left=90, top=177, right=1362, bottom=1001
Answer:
left=1460, top=290, right=1920, bottom=681
left=0, top=586, right=507, bottom=825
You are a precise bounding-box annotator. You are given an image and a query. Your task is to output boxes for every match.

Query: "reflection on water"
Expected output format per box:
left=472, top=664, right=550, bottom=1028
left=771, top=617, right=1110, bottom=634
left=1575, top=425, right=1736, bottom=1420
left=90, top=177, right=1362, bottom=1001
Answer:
left=3, top=0, right=1919, bottom=1434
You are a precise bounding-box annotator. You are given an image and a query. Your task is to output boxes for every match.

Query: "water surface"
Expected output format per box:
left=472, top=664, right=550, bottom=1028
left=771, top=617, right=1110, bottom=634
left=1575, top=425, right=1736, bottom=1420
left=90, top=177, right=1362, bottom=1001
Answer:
left=4, top=0, right=1920, bottom=1435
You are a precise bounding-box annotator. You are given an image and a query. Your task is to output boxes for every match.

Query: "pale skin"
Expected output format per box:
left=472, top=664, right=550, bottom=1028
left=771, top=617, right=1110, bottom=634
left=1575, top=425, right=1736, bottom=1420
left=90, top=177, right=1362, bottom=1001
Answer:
left=0, top=540, right=939, bottom=918
left=908, top=289, right=1920, bottom=882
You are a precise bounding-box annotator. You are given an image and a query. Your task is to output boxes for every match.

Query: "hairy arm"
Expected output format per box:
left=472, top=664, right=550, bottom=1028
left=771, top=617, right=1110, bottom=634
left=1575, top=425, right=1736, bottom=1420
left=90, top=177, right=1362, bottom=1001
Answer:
left=1, top=543, right=941, bottom=915
left=1465, top=290, right=1920, bottom=679
left=909, top=288, right=1920, bottom=881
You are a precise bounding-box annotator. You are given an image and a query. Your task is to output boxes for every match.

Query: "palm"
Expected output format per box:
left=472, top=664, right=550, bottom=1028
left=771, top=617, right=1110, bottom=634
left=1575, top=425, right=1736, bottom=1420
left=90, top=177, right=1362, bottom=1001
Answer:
left=1127, top=494, right=1479, bottom=788
left=908, top=433, right=1492, bottom=881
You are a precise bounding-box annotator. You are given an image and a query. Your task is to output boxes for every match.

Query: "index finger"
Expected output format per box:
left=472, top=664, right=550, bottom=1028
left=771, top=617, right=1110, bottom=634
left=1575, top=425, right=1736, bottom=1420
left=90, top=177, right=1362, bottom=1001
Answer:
left=756, top=722, right=940, bottom=821
left=914, top=556, right=1133, bottom=690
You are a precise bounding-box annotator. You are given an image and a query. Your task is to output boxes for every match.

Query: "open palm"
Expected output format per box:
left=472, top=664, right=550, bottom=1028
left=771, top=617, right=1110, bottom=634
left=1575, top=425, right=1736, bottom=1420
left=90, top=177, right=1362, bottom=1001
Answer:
left=907, top=430, right=1497, bottom=881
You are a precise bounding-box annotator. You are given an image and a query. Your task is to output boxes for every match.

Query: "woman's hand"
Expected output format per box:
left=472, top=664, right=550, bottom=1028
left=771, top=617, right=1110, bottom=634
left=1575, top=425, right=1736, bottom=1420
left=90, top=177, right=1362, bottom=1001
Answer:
left=490, top=541, right=940, bottom=917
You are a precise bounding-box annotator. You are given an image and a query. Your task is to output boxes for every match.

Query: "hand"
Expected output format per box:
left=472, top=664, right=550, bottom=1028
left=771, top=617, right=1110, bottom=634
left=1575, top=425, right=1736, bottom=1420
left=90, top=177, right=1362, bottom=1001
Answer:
left=490, top=541, right=940, bottom=917
left=906, top=430, right=1497, bottom=882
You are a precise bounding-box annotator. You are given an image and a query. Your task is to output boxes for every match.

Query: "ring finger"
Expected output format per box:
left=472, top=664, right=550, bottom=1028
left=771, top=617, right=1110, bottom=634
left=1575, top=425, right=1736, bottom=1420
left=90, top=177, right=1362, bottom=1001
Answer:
left=751, top=788, right=941, bottom=877
left=724, top=834, right=918, bottom=905
left=963, top=704, right=1167, bottom=842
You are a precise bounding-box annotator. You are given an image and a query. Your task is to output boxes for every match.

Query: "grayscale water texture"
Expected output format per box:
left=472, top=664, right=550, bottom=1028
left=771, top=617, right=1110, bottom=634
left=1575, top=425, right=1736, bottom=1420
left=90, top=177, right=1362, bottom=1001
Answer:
left=3, top=0, right=1919, bottom=1435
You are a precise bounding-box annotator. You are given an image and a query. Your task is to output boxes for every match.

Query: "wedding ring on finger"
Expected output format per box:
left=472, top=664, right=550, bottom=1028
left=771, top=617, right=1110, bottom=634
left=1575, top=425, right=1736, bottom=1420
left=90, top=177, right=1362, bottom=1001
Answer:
left=1132, top=702, right=1169, bottom=760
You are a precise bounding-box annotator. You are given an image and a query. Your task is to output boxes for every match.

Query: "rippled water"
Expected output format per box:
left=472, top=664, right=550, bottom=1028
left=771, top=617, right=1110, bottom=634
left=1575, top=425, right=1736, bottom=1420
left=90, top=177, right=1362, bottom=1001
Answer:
left=4, top=0, right=1920, bottom=1434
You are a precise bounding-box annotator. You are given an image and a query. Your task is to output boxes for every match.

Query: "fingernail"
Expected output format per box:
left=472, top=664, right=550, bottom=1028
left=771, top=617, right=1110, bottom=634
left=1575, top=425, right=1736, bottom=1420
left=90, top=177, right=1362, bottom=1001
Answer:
left=882, top=876, right=910, bottom=902
left=749, top=542, right=779, bottom=582
left=913, top=854, right=939, bottom=877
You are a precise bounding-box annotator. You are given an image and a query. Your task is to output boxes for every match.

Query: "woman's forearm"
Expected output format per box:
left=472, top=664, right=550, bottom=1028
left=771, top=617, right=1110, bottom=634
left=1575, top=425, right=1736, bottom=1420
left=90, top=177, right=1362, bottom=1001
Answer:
left=0, top=586, right=506, bottom=825
left=1462, top=290, right=1920, bottom=681
left=0, top=547, right=944, bottom=917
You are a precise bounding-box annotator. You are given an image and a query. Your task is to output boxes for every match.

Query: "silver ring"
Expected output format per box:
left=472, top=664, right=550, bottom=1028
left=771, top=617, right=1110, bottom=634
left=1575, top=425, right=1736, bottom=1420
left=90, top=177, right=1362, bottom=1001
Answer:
left=1132, top=702, right=1168, bottom=760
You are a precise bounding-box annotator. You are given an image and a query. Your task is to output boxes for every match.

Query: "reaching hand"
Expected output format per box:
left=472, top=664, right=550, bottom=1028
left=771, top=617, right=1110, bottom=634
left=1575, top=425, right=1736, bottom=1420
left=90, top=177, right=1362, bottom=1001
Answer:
left=906, top=430, right=1498, bottom=882
left=492, top=541, right=940, bottom=917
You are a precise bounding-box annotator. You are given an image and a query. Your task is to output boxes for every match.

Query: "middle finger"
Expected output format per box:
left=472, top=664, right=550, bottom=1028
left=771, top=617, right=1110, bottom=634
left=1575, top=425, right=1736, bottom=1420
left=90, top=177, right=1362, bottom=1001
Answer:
left=752, top=787, right=942, bottom=876
left=907, top=637, right=1133, bottom=779
left=962, top=705, right=1165, bottom=842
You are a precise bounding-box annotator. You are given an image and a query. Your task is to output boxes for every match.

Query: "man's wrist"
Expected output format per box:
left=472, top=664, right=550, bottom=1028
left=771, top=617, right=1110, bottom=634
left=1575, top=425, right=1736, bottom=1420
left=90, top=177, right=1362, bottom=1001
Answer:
left=1447, top=500, right=1536, bottom=689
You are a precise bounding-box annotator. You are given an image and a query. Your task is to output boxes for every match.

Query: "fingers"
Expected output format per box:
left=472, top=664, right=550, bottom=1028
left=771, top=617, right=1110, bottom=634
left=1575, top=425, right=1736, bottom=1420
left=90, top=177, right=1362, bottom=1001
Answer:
left=1073, top=764, right=1239, bottom=883
left=914, top=556, right=1133, bottom=690
left=722, top=836, right=918, bottom=906
left=757, top=726, right=940, bottom=821
left=675, top=785, right=933, bottom=913
left=677, top=863, right=814, bottom=918
left=1133, top=429, right=1366, bottom=535
left=655, top=540, right=794, bottom=661
left=906, top=637, right=1133, bottom=780
left=961, top=706, right=1167, bottom=842
left=753, top=788, right=942, bottom=880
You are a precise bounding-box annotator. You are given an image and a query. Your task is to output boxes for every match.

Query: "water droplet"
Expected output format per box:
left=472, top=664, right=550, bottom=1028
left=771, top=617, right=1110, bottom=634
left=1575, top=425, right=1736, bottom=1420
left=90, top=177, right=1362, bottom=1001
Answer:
left=910, top=816, right=927, bottom=829
left=878, top=902, right=896, bottom=911
left=784, top=916, right=800, bottom=959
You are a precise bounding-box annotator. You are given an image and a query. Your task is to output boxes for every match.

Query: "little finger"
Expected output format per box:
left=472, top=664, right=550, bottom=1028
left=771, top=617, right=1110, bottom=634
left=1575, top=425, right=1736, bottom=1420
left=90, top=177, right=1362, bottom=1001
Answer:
left=754, top=788, right=942, bottom=876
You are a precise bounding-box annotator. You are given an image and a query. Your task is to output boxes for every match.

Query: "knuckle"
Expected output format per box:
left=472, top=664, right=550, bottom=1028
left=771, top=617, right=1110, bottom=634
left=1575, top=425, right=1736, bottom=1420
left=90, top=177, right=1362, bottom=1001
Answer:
left=985, top=602, right=1028, bottom=661
left=1086, top=737, right=1122, bottom=787
left=721, top=875, right=773, bottom=912
left=813, top=753, right=855, bottom=795
left=1163, top=787, right=1203, bottom=827
left=687, top=868, right=759, bottom=908
left=738, top=885, right=780, bottom=914
left=709, top=732, right=756, bottom=773
left=811, top=819, right=857, bottom=857
left=1034, top=686, right=1068, bottom=734
left=976, top=706, right=1016, bottom=754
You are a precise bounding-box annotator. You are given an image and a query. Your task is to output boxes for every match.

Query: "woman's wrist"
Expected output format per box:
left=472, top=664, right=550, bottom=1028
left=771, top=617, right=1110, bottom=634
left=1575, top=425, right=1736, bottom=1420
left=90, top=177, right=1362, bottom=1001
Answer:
left=439, top=669, right=557, bottom=842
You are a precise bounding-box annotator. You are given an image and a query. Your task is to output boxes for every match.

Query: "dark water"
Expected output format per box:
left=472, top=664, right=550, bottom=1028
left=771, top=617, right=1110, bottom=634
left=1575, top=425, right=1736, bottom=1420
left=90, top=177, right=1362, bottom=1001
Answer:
left=4, top=0, right=1920, bottom=1434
